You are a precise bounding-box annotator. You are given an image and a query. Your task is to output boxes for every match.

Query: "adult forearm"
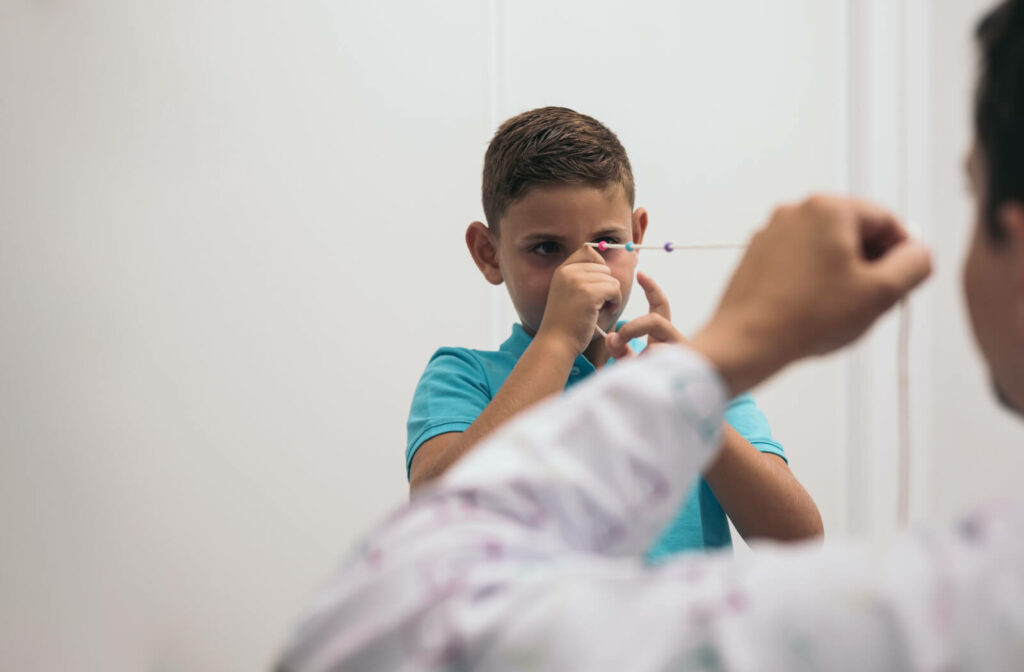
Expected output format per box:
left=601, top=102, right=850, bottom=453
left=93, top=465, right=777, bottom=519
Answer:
left=280, top=344, right=1024, bottom=672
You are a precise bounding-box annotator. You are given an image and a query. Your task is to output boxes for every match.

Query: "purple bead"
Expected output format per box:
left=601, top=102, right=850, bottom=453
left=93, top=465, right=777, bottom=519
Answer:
left=664, top=242, right=673, bottom=252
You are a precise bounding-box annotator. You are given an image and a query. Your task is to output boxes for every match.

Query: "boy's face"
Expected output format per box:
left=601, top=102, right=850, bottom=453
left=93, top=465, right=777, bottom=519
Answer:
left=477, top=184, right=646, bottom=337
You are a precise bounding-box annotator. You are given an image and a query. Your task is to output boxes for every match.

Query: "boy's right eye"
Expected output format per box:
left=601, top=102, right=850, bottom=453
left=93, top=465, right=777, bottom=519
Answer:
left=531, top=241, right=560, bottom=256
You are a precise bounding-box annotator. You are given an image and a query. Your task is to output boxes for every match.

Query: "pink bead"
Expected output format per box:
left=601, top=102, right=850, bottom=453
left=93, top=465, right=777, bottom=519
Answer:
left=597, top=241, right=608, bottom=251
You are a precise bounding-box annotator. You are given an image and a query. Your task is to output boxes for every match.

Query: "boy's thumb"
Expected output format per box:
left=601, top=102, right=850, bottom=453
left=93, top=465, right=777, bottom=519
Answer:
left=605, top=331, right=631, bottom=359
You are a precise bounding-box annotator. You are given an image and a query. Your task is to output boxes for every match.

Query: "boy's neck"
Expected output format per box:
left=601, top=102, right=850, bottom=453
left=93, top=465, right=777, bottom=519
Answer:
left=518, top=323, right=611, bottom=368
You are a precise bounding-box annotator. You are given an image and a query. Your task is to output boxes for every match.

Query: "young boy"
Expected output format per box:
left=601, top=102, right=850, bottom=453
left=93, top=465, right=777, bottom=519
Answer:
left=406, top=106, right=822, bottom=556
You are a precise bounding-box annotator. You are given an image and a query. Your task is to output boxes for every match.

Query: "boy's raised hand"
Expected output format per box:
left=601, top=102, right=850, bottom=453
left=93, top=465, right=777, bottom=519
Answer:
left=606, top=271, right=685, bottom=359
left=537, top=245, right=622, bottom=355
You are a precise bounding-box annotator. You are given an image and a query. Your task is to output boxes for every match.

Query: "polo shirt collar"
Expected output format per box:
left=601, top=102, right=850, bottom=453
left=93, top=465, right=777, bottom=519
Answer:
left=500, top=323, right=598, bottom=383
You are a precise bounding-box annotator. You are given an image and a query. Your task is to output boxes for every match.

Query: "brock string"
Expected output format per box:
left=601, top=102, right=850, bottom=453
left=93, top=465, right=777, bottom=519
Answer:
left=589, top=241, right=914, bottom=527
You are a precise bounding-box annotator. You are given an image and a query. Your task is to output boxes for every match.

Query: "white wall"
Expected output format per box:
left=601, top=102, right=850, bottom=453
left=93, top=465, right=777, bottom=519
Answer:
left=0, top=2, right=489, bottom=669
left=1, top=1, right=1020, bottom=670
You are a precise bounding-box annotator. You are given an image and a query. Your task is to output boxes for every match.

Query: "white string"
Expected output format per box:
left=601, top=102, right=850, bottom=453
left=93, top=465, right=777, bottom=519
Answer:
left=665, top=243, right=746, bottom=250
left=897, top=299, right=911, bottom=526
left=584, top=242, right=746, bottom=251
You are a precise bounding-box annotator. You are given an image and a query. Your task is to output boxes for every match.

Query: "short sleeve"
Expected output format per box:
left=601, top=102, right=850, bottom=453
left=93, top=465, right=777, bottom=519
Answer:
left=406, top=348, right=493, bottom=478
left=724, top=393, right=787, bottom=463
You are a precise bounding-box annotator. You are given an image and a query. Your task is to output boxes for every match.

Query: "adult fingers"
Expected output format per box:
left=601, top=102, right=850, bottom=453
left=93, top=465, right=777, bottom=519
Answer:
left=863, top=237, right=933, bottom=310
left=853, top=202, right=910, bottom=261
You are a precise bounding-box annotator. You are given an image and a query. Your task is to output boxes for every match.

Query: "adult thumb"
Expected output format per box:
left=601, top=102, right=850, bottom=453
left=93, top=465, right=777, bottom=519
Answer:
left=866, top=239, right=933, bottom=309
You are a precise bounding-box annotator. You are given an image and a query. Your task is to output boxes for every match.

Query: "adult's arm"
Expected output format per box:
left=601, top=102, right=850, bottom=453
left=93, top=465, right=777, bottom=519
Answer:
left=278, top=347, right=1024, bottom=672
left=277, top=346, right=729, bottom=671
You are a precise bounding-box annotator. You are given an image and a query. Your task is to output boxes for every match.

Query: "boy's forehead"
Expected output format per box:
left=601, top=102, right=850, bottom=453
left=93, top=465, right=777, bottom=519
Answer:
left=501, top=183, right=632, bottom=232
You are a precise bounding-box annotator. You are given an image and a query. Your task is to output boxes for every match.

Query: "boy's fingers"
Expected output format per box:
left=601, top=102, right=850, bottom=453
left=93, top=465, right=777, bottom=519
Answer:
left=605, top=331, right=636, bottom=359
left=567, top=245, right=608, bottom=265
left=636, top=271, right=671, bottom=320
left=612, top=313, right=680, bottom=345
left=576, top=263, right=613, bottom=276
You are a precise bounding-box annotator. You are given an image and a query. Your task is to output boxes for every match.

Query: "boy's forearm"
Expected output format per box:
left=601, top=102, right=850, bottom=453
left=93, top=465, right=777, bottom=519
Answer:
left=703, top=424, right=824, bottom=542
left=411, top=333, right=579, bottom=489
left=461, top=333, right=578, bottom=447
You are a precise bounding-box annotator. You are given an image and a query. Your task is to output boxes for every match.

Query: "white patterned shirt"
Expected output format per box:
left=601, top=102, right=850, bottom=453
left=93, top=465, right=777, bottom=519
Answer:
left=276, top=347, right=1024, bottom=671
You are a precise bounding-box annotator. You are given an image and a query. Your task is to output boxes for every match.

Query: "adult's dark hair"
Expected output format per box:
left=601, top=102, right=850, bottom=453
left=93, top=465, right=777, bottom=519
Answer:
left=976, top=0, right=1024, bottom=242
left=481, top=106, right=635, bottom=235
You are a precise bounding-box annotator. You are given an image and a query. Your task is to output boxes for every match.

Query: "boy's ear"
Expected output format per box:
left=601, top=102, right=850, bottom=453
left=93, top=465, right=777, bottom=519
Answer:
left=466, top=221, right=504, bottom=285
left=631, top=208, right=649, bottom=267
left=632, top=207, right=649, bottom=244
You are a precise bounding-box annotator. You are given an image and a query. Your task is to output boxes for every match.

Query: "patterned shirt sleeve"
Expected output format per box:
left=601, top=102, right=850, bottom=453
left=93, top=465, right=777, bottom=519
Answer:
left=278, top=346, right=1024, bottom=672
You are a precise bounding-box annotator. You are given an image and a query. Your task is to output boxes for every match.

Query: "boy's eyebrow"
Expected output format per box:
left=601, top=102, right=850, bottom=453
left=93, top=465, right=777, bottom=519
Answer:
left=518, top=225, right=629, bottom=244
left=519, top=231, right=567, bottom=244
left=592, top=227, right=628, bottom=239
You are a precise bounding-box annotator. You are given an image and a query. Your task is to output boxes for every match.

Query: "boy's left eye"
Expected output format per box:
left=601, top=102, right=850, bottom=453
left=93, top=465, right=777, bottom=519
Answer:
left=593, top=236, right=621, bottom=247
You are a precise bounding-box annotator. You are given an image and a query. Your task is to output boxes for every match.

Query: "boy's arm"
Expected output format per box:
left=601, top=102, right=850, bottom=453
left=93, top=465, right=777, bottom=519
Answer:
left=622, top=274, right=822, bottom=542
left=704, top=424, right=823, bottom=542
left=409, top=246, right=620, bottom=492
left=409, top=333, right=577, bottom=490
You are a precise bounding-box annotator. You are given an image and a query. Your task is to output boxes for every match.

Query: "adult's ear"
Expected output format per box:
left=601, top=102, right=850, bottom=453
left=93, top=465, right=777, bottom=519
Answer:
left=465, top=221, right=503, bottom=285
left=998, top=201, right=1024, bottom=266
left=996, top=202, right=1024, bottom=343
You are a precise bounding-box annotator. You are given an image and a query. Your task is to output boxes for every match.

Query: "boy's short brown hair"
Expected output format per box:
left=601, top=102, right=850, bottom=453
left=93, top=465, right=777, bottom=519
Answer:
left=481, top=106, right=635, bottom=234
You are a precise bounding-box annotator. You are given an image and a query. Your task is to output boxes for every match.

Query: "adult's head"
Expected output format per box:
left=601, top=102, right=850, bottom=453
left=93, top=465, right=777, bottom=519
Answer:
left=964, top=0, right=1024, bottom=413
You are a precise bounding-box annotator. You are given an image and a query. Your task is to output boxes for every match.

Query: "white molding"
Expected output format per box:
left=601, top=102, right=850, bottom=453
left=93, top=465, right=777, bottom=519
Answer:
left=488, top=0, right=512, bottom=348
left=835, top=0, right=852, bottom=534
left=904, top=0, right=933, bottom=524
left=841, top=0, right=930, bottom=539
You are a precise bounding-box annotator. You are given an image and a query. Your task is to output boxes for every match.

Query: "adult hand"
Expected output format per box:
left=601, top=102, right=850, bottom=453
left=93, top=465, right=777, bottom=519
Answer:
left=691, top=195, right=932, bottom=395
left=537, top=245, right=622, bottom=355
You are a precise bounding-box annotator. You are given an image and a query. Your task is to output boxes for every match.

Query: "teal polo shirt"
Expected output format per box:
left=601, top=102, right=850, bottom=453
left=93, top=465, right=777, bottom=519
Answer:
left=406, top=324, right=787, bottom=559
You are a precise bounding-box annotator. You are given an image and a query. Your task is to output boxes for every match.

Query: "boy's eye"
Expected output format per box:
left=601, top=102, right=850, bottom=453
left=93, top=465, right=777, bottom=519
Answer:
left=594, top=236, right=620, bottom=246
left=532, top=241, right=560, bottom=256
